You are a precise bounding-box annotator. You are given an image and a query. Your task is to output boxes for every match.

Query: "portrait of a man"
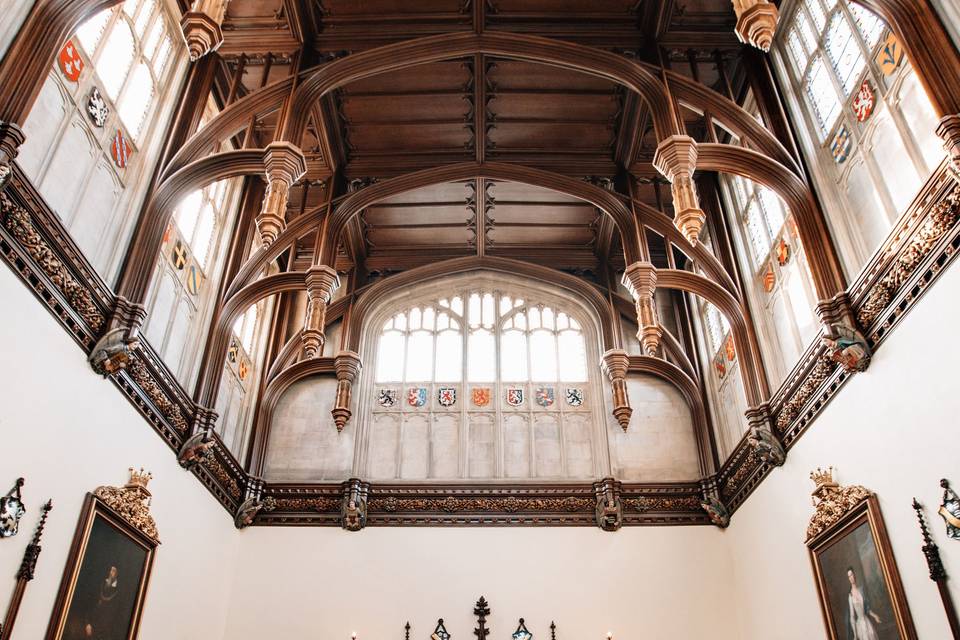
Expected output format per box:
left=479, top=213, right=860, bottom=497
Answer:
left=60, top=515, right=150, bottom=640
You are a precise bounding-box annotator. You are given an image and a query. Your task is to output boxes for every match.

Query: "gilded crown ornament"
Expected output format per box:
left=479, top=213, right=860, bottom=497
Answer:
left=126, top=468, right=153, bottom=490
left=94, top=468, right=158, bottom=540
left=806, top=467, right=869, bottom=541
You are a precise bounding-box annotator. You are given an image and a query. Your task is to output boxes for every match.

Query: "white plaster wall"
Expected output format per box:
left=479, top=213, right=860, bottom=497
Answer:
left=726, top=256, right=960, bottom=640
left=0, top=266, right=239, bottom=640
left=223, top=526, right=742, bottom=640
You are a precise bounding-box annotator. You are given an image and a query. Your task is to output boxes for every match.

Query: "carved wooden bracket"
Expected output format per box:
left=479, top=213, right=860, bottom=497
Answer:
left=593, top=477, right=623, bottom=531
left=600, top=349, right=632, bottom=431
left=340, top=478, right=370, bottom=531
left=745, top=403, right=785, bottom=467
left=816, top=292, right=871, bottom=373
left=256, top=142, right=307, bottom=247
left=653, top=135, right=706, bottom=246
left=179, top=0, right=229, bottom=61
left=621, top=261, right=662, bottom=356
left=732, top=0, right=780, bottom=52
left=302, top=265, right=340, bottom=358
left=937, top=114, right=960, bottom=176
left=332, top=350, right=362, bottom=432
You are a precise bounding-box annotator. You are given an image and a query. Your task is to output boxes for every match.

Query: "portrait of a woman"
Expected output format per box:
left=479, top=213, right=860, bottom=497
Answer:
left=845, top=566, right=882, bottom=640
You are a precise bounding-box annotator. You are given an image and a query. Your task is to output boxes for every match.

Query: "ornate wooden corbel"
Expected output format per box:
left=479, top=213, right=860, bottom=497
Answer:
left=732, top=0, right=779, bottom=52
left=700, top=477, right=730, bottom=528
left=340, top=478, right=369, bottom=531
left=937, top=115, right=960, bottom=177
left=0, top=123, right=25, bottom=190
left=817, top=292, right=871, bottom=373
left=234, top=475, right=265, bottom=529
left=745, top=403, right=785, bottom=467
left=301, top=265, right=340, bottom=358
left=177, top=407, right=217, bottom=469
left=331, top=350, right=362, bottom=432
left=600, top=349, right=632, bottom=431
left=180, top=0, right=229, bottom=61
left=653, top=135, right=706, bottom=246
left=593, top=477, right=623, bottom=531
left=621, top=261, right=662, bottom=356
left=256, top=142, right=307, bottom=247
left=88, top=297, right=147, bottom=376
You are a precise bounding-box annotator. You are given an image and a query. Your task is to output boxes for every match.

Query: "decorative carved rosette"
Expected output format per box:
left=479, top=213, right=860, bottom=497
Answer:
left=94, top=469, right=158, bottom=541
left=806, top=468, right=870, bottom=542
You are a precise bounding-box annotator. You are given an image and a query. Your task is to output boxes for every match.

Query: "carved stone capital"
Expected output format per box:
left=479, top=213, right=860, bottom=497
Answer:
left=937, top=114, right=960, bottom=175
left=88, top=297, right=147, bottom=376
left=601, top=349, right=632, bottom=431
left=817, top=293, right=871, bottom=373
left=733, top=0, right=779, bottom=52
left=179, top=11, right=223, bottom=61
left=256, top=143, right=307, bottom=246
left=341, top=478, right=370, bottom=531
left=593, top=477, right=623, bottom=532
left=652, top=135, right=706, bottom=245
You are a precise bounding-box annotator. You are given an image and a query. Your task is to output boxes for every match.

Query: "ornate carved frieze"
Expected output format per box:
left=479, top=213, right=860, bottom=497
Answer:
left=806, top=467, right=870, bottom=542
left=125, top=356, right=190, bottom=435
left=775, top=355, right=836, bottom=433
left=93, top=468, right=159, bottom=541
left=1, top=191, right=104, bottom=333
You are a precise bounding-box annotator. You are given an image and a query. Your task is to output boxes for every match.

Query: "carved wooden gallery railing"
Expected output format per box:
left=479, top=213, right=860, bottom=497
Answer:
left=3, top=154, right=958, bottom=529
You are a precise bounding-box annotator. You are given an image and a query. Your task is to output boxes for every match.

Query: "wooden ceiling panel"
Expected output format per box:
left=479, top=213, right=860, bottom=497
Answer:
left=349, top=122, right=471, bottom=151
left=322, top=0, right=464, bottom=15
left=365, top=204, right=469, bottom=226
left=490, top=182, right=582, bottom=203
left=368, top=227, right=474, bottom=247
left=492, top=204, right=597, bottom=225
left=490, top=93, right=618, bottom=121
left=488, top=60, right=617, bottom=92
left=490, top=0, right=637, bottom=13
left=342, top=94, right=469, bottom=124
left=489, top=122, right=614, bottom=150
left=488, top=226, right=594, bottom=246
left=379, top=182, right=470, bottom=204
left=344, top=61, right=469, bottom=94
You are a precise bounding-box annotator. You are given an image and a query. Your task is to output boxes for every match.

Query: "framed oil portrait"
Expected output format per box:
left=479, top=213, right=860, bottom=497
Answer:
left=45, top=492, right=158, bottom=640
left=808, top=494, right=916, bottom=640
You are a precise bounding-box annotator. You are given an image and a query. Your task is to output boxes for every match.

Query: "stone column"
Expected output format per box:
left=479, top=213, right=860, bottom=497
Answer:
left=653, top=135, right=707, bottom=246
left=732, top=0, right=779, bottom=52
left=301, top=265, right=340, bottom=358
left=621, top=261, right=662, bottom=357
left=180, top=0, right=230, bottom=61
left=816, top=292, right=871, bottom=373
left=600, top=349, right=632, bottom=432
left=256, top=142, right=307, bottom=247
left=331, top=350, right=362, bottom=433
left=938, top=115, right=960, bottom=176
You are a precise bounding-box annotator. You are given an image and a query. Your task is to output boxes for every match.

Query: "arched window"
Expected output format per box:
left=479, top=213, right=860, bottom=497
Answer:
left=364, top=281, right=602, bottom=481
left=773, top=0, right=946, bottom=275
left=17, top=0, right=182, bottom=281
left=144, top=176, right=238, bottom=386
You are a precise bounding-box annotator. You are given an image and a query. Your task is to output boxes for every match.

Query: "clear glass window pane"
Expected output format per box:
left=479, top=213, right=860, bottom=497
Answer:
left=404, top=331, right=433, bottom=381
left=142, top=18, right=163, bottom=59
left=500, top=330, right=528, bottom=380
left=118, top=63, right=154, bottom=139
left=806, top=0, right=827, bottom=32
left=467, top=329, right=495, bottom=382
left=745, top=199, right=772, bottom=264
left=76, top=10, right=111, bottom=54
left=529, top=331, right=557, bottom=381
left=434, top=330, right=462, bottom=381
left=174, top=190, right=203, bottom=239
left=758, top=187, right=786, bottom=236
left=376, top=332, right=404, bottom=382
left=98, top=21, right=136, bottom=100
left=824, top=13, right=865, bottom=95
left=191, top=202, right=215, bottom=269
left=805, top=56, right=842, bottom=137
left=849, top=4, right=885, bottom=48
left=558, top=331, right=587, bottom=382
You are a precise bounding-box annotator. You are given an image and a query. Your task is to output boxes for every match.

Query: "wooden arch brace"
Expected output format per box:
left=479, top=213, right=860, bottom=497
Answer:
left=621, top=261, right=662, bottom=357
left=302, top=265, right=340, bottom=359
left=180, top=0, right=228, bottom=61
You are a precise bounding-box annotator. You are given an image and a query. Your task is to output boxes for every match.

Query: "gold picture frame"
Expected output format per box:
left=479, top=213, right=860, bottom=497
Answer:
left=46, top=471, right=159, bottom=640
left=807, top=494, right=916, bottom=640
